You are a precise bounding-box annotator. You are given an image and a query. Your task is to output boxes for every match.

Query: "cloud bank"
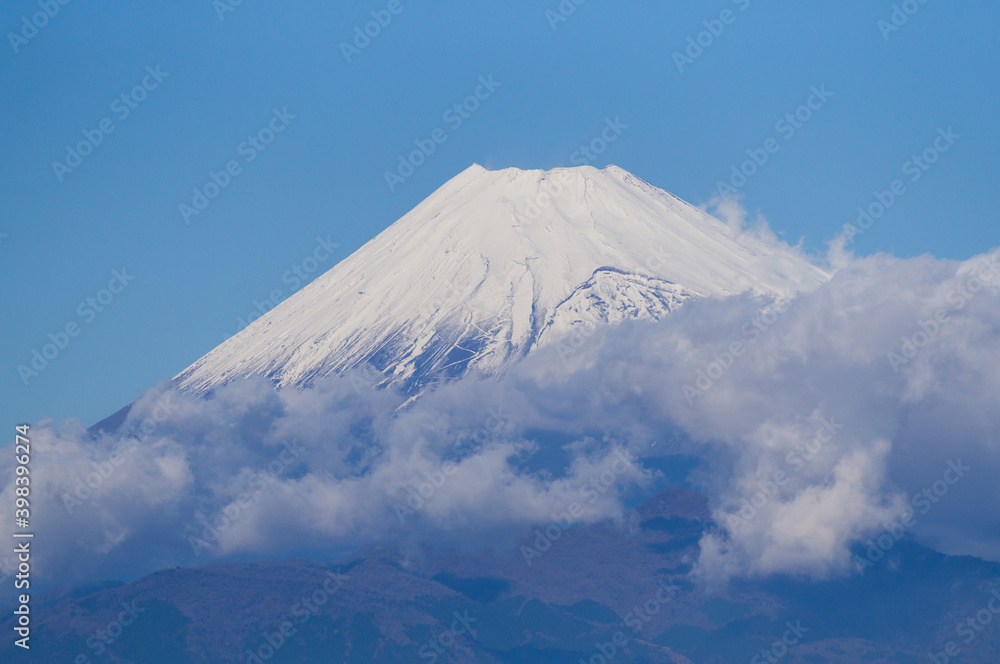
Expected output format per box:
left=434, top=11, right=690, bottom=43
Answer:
left=3, top=245, right=1000, bottom=590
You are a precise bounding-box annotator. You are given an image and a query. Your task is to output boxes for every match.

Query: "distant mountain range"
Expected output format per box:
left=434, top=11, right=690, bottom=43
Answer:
left=6, top=487, right=998, bottom=663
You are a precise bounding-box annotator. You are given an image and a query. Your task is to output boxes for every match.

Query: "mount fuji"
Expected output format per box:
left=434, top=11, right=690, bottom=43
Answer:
left=174, top=164, right=828, bottom=395
left=26, top=166, right=1000, bottom=664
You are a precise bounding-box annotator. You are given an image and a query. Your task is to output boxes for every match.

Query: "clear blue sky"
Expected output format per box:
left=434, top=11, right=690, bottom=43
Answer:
left=1, top=0, right=997, bottom=430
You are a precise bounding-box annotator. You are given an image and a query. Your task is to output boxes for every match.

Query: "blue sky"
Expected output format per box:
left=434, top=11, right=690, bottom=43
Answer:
left=1, top=0, right=997, bottom=430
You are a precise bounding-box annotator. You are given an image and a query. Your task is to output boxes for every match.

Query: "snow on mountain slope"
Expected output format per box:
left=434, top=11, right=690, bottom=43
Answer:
left=174, top=164, right=829, bottom=394
left=536, top=268, right=692, bottom=349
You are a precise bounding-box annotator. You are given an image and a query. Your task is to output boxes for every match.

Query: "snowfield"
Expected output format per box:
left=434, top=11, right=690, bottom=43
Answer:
left=175, top=164, right=828, bottom=394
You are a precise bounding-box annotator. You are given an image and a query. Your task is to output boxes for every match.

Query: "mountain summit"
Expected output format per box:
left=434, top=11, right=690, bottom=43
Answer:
left=174, top=164, right=828, bottom=394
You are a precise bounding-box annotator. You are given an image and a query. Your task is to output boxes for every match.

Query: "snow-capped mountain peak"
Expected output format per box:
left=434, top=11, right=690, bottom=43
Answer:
left=174, top=164, right=828, bottom=394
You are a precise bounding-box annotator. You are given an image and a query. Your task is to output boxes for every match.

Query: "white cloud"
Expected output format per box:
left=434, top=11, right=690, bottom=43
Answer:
left=4, top=245, right=1000, bottom=588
